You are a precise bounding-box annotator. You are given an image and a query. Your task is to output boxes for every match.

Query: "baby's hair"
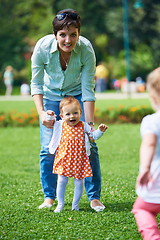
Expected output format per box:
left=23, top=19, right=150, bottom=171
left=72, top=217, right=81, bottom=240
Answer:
left=60, top=96, right=82, bottom=114
left=147, top=67, right=160, bottom=94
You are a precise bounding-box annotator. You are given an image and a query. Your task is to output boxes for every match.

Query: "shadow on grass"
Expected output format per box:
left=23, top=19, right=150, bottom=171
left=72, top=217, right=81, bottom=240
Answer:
left=53, top=201, right=135, bottom=213
left=105, top=201, right=134, bottom=212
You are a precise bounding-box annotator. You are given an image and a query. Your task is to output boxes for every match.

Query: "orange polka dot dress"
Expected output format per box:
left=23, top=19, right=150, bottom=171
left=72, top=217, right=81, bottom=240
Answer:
left=53, top=121, right=93, bottom=179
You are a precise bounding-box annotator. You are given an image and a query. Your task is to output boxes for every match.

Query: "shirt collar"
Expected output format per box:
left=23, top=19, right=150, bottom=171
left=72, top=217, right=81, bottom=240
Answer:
left=50, top=37, right=58, bottom=53
left=74, top=40, right=79, bottom=53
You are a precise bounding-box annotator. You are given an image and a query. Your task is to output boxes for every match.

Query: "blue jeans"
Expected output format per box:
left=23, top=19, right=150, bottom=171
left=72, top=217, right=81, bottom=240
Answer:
left=40, top=95, right=101, bottom=201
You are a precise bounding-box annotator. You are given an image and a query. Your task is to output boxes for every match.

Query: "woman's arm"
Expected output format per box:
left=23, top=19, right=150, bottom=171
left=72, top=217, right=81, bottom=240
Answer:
left=83, top=101, right=95, bottom=123
left=33, top=94, right=44, bottom=116
left=80, top=38, right=96, bottom=103
left=137, top=133, right=157, bottom=186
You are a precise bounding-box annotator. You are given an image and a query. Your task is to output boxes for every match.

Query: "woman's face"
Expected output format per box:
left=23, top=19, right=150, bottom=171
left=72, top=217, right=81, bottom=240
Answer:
left=56, top=26, right=79, bottom=53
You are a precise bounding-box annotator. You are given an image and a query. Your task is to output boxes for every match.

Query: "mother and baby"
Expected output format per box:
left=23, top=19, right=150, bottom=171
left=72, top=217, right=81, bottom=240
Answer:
left=31, top=8, right=160, bottom=239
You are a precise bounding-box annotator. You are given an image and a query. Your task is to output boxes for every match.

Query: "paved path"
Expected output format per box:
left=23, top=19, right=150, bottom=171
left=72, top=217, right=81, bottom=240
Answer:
left=0, top=92, right=148, bottom=101
left=95, top=92, right=148, bottom=99
left=0, top=95, right=33, bottom=101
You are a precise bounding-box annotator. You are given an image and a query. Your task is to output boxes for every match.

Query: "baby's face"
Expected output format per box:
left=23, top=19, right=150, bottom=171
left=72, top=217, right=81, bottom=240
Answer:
left=60, top=103, right=82, bottom=126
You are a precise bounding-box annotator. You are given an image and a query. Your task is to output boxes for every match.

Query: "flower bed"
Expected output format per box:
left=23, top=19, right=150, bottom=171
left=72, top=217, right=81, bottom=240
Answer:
left=94, top=105, right=154, bottom=124
left=0, top=105, right=154, bottom=127
left=0, top=109, right=39, bottom=127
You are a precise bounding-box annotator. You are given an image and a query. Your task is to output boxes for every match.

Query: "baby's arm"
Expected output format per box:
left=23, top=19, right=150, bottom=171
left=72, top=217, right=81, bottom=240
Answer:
left=89, top=123, right=108, bottom=140
left=136, top=133, right=157, bottom=186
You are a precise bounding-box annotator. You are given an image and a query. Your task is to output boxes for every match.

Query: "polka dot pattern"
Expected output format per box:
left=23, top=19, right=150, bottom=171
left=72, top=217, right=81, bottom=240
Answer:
left=53, top=121, right=93, bottom=179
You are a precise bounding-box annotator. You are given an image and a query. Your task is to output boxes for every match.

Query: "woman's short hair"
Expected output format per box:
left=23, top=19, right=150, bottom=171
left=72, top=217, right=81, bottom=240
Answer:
left=52, top=9, right=81, bottom=35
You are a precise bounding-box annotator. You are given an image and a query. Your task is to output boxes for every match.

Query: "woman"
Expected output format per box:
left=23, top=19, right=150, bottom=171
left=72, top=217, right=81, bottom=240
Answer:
left=31, top=9, right=105, bottom=212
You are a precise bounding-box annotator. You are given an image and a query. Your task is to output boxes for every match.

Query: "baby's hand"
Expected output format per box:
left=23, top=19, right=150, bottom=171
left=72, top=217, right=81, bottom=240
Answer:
left=98, top=124, right=108, bottom=132
left=42, top=110, right=56, bottom=129
left=136, top=170, right=152, bottom=187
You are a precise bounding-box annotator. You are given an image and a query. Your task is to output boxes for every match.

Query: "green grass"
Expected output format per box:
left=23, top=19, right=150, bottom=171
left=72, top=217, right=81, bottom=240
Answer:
left=0, top=99, right=159, bottom=239
left=0, top=100, right=35, bottom=113
left=0, top=98, right=151, bottom=113
left=95, top=98, right=151, bottom=111
left=1, top=124, right=155, bottom=240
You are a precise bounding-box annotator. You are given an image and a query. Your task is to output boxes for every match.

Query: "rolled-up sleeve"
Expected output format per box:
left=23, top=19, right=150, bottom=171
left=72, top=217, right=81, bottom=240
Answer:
left=80, top=41, right=96, bottom=102
left=31, top=41, right=45, bottom=96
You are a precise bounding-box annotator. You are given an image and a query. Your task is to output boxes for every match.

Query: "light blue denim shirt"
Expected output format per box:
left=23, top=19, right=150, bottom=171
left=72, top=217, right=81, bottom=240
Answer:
left=31, top=34, right=96, bottom=102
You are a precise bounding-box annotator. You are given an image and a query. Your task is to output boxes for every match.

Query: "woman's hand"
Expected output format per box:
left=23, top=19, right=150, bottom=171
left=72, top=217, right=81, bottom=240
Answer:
left=87, top=124, right=95, bottom=142
left=40, top=110, right=56, bottom=129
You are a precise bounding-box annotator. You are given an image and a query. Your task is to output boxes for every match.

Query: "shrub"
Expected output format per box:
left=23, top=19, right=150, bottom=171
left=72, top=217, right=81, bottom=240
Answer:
left=94, top=105, right=154, bottom=124
left=0, top=109, right=39, bottom=127
left=0, top=105, right=154, bottom=127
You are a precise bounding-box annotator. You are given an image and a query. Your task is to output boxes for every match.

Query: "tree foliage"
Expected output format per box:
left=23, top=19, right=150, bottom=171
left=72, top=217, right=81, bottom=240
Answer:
left=0, top=0, right=159, bottom=83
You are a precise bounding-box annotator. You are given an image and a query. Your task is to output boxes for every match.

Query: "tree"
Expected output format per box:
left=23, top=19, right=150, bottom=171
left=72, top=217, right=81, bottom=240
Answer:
left=0, top=0, right=26, bottom=70
left=0, top=0, right=160, bottom=83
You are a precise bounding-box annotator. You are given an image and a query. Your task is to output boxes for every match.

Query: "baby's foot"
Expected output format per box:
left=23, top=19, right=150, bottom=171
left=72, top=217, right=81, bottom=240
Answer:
left=54, top=204, right=64, bottom=213
left=72, top=204, right=79, bottom=211
left=72, top=207, right=79, bottom=211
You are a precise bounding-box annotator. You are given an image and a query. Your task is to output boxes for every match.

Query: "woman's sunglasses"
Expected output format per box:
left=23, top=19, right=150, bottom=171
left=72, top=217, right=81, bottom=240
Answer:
left=56, top=13, right=79, bottom=21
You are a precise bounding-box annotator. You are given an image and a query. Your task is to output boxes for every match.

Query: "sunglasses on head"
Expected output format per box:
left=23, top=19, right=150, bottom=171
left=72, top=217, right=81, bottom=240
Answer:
left=56, top=12, right=79, bottom=21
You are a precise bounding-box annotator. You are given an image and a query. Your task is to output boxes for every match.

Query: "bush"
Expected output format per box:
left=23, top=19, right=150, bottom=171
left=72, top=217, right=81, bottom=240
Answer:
left=0, top=105, right=154, bottom=127
left=0, top=109, right=39, bottom=127
left=94, top=105, right=154, bottom=124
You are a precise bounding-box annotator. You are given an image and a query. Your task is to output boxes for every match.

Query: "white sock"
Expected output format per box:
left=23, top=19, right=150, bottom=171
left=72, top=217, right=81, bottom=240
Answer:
left=54, top=175, right=68, bottom=213
left=72, top=178, right=84, bottom=211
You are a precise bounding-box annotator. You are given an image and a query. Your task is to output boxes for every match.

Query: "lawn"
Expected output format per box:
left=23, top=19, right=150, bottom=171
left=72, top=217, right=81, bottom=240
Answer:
left=0, top=98, right=159, bottom=240
left=0, top=97, right=151, bottom=113
left=0, top=125, right=142, bottom=240
left=95, top=98, right=151, bottom=111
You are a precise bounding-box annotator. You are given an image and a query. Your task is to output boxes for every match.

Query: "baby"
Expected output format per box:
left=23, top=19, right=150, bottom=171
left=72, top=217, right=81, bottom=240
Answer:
left=48, top=96, right=108, bottom=212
